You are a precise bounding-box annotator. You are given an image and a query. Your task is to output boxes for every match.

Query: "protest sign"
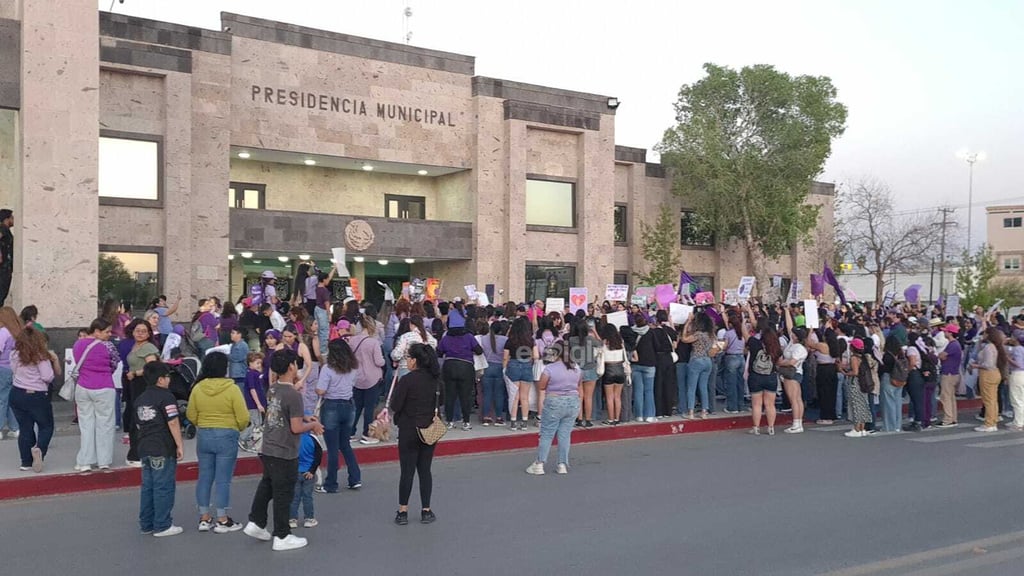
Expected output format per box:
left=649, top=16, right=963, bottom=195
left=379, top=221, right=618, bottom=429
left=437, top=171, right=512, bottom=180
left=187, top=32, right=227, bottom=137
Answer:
left=464, top=284, right=478, bottom=299
left=723, top=289, right=739, bottom=305
left=804, top=300, right=820, bottom=328
left=669, top=303, right=693, bottom=325
left=605, top=284, right=629, bottom=301
left=737, top=276, right=756, bottom=299
left=331, top=247, right=349, bottom=277
left=546, top=298, right=565, bottom=315
left=655, top=284, right=677, bottom=307
left=631, top=295, right=647, bottom=306
left=425, top=278, right=441, bottom=301
left=694, top=291, right=715, bottom=306
left=569, top=288, right=588, bottom=314
left=883, top=291, right=895, bottom=308
left=946, top=294, right=960, bottom=318
left=349, top=278, right=362, bottom=301
left=606, top=311, right=629, bottom=329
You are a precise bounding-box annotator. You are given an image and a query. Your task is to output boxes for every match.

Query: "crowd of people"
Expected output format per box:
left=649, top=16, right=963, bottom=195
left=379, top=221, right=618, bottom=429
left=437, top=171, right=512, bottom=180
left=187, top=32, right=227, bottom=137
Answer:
left=0, top=262, right=1019, bottom=548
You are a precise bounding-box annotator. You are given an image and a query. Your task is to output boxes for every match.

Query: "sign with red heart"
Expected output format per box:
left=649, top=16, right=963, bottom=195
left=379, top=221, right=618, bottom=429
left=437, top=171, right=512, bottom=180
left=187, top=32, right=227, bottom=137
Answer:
left=569, top=288, right=588, bottom=313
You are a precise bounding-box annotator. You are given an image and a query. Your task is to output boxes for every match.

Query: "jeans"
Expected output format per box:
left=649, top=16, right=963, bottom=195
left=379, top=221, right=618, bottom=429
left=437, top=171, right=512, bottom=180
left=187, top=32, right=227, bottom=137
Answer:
left=836, top=375, right=847, bottom=419
left=482, top=362, right=506, bottom=420
left=322, top=398, right=361, bottom=491
left=352, top=384, right=381, bottom=437
left=195, top=428, right=240, bottom=518
left=398, top=428, right=435, bottom=507
left=632, top=365, right=656, bottom=419
left=535, top=395, right=580, bottom=466
left=139, top=456, right=177, bottom=533
left=816, top=364, right=839, bottom=421
left=0, top=366, right=17, bottom=432
left=75, top=386, right=116, bottom=468
left=723, top=354, right=746, bottom=411
left=675, top=363, right=688, bottom=413
left=9, top=387, right=54, bottom=466
left=249, top=455, right=298, bottom=539
left=686, top=357, right=713, bottom=413
left=315, top=307, right=330, bottom=365
left=905, top=370, right=926, bottom=426
left=443, top=359, right=475, bottom=424
left=289, top=474, right=315, bottom=520
left=880, top=373, right=902, bottom=432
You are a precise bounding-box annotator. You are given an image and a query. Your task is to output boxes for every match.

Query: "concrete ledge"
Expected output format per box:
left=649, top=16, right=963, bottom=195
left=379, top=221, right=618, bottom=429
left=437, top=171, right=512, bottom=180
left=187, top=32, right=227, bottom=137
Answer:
left=614, top=146, right=647, bottom=164
left=100, top=38, right=192, bottom=74
left=221, top=13, right=474, bottom=75
left=504, top=100, right=600, bottom=131
left=474, top=76, right=614, bottom=116
left=100, top=12, right=231, bottom=55
left=645, top=163, right=666, bottom=178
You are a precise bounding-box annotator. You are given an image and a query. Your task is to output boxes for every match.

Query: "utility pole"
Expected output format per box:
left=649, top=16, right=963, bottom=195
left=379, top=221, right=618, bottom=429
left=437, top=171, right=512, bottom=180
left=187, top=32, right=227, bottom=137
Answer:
left=936, top=206, right=957, bottom=297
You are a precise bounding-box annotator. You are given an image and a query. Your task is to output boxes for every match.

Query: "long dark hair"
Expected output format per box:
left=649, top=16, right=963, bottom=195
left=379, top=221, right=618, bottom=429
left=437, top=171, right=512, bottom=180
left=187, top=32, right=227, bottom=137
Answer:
left=601, top=323, right=623, bottom=350
left=100, top=298, right=119, bottom=325
left=408, top=343, right=441, bottom=379
left=986, top=327, right=1009, bottom=372
left=293, top=263, right=311, bottom=297
left=489, top=321, right=504, bottom=352
left=508, top=317, right=534, bottom=350
left=326, top=338, right=358, bottom=374
left=761, top=325, right=782, bottom=363
left=692, top=312, right=714, bottom=336
left=409, top=315, right=429, bottom=342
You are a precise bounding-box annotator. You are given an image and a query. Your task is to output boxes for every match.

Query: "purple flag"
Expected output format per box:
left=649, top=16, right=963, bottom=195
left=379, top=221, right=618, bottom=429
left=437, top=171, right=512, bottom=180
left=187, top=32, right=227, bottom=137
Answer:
left=822, top=263, right=847, bottom=306
left=704, top=306, right=723, bottom=327
left=810, top=274, right=824, bottom=297
left=904, top=284, right=922, bottom=304
left=679, top=271, right=697, bottom=296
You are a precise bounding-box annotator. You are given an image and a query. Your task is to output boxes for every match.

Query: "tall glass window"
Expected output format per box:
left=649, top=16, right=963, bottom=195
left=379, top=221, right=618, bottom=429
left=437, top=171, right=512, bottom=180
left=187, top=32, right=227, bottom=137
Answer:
left=99, top=136, right=160, bottom=200
left=526, top=179, right=575, bottom=228
left=98, top=250, right=160, bottom=313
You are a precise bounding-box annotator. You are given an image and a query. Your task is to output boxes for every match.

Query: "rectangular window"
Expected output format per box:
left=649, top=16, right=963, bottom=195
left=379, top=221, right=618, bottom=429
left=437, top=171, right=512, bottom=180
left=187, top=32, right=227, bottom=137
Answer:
left=613, top=272, right=628, bottom=285
left=525, top=265, right=575, bottom=303
left=613, top=204, right=627, bottom=244
left=99, top=250, right=160, bottom=314
left=526, top=179, right=575, bottom=228
left=688, top=275, right=715, bottom=295
left=99, top=135, right=160, bottom=200
left=1004, top=217, right=1022, bottom=228
left=385, top=194, right=426, bottom=220
left=229, top=182, right=266, bottom=209
left=680, top=210, right=714, bottom=247
left=1003, top=257, right=1021, bottom=271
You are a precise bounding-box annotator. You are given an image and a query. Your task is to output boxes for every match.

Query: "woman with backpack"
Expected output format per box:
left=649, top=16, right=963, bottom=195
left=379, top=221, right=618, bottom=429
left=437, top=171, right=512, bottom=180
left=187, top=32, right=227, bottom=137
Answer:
left=902, top=333, right=928, bottom=432
left=879, top=337, right=907, bottom=433
left=745, top=313, right=782, bottom=436
left=843, top=338, right=874, bottom=437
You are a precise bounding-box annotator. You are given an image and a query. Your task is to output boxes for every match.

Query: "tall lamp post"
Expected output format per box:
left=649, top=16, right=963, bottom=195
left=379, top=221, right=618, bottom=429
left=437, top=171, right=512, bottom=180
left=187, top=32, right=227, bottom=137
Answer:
left=956, top=148, right=987, bottom=253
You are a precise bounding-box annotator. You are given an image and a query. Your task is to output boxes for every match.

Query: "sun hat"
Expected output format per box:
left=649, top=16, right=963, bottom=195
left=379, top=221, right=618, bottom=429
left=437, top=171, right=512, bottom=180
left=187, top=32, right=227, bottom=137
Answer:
left=928, top=317, right=943, bottom=328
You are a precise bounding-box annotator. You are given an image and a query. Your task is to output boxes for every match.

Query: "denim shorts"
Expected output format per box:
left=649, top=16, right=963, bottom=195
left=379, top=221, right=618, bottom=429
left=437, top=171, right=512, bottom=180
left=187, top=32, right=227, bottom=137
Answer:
left=582, top=368, right=599, bottom=382
left=505, top=360, right=534, bottom=383
left=748, top=372, right=779, bottom=394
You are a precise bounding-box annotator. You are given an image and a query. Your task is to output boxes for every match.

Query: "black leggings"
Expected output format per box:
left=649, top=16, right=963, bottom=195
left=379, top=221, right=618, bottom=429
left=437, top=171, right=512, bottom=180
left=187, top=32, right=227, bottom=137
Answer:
left=443, top=360, right=475, bottom=424
left=816, top=363, right=838, bottom=420
left=398, top=430, right=435, bottom=508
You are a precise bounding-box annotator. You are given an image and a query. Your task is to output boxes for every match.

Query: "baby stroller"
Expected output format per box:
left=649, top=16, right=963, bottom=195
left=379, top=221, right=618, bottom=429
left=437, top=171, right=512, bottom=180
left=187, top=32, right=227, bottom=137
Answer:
left=166, top=356, right=201, bottom=439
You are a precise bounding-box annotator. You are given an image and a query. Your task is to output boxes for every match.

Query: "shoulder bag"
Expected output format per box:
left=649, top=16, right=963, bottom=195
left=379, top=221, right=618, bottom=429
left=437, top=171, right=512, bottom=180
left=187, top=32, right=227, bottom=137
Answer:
left=417, top=378, right=447, bottom=445
left=59, top=339, right=102, bottom=401
left=368, top=372, right=399, bottom=442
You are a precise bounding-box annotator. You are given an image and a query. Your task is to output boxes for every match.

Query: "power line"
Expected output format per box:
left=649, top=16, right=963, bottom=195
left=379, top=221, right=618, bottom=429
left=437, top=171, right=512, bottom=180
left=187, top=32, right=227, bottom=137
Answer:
left=888, top=194, right=1024, bottom=217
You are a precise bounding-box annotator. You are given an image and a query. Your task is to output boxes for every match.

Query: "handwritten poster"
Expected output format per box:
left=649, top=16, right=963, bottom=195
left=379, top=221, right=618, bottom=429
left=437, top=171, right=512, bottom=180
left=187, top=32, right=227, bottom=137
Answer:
left=606, top=310, right=629, bottom=329
left=569, top=288, right=588, bottom=314
left=464, top=284, right=478, bottom=298
left=669, top=303, right=693, bottom=325
left=349, top=278, right=362, bottom=301
left=605, top=284, right=629, bottom=301
left=737, top=276, right=756, bottom=299
left=945, top=295, right=960, bottom=318
left=655, top=284, right=677, bottom=307
left=694, top=291, right=715, bottom=306
left=723, top=289, right=739, bottom=305
left=546, top=298, right=566, bottom=315
left=331, top=247, right=349, bottom=277
left=804, top=300, right=820, bottom=329
left=631, top=295, right=647, bottom=306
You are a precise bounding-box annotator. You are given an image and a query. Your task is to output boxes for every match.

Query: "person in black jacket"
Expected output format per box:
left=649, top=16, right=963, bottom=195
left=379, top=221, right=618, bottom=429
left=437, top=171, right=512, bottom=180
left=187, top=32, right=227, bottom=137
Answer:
left=390, top=343, right=444, bottom=526
left=652, top=310, right=678, bottom=417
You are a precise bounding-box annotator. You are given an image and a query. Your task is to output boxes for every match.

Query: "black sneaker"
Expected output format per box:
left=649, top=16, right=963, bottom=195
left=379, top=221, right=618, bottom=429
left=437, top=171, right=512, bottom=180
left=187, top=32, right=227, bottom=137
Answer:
left=936, top=422, right=957, bottom=428
left=213, top=517, right=243, bottom=533
left=574, top=419, right=582, bottom=428
left=903, top=422, right=923, bottom=432
left=394, top=511, right=408, bottom=525
left=584, top=420, right=593, bottom=428
left=420, top=509, right=436, bottom=524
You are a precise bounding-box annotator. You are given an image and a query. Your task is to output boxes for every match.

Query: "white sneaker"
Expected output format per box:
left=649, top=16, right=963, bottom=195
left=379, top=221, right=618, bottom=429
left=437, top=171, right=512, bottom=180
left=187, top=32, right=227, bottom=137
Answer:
left=303, top=518, right=318, bottom=528
left=783, top=426, right=804, bottom=434
left=288, top=519, right=298, bottom=529
left=974, top=425, right=998, bottom=432
left=243, top=521, right=272, bottom=541
left=6, top=430, right=18, bottom=439
left=73, top=464, right=92, bottom=473
left=748, top=427, right=761, bottom=435
left=125, top=459, right=142, bottom=468
left=153, top=525, right=183, bottom=538
left=30, top=447, right=43, bottom=473
left=556, top=463, right=568, bottom=475
left=272, top=534, right=308, bottom=551
left=198, top=519, right=213, bottom=532
left=645, top=417, right=657, bottom=423
left=359, top=435, right=380, bottom=445
left=635, top=418, right=644, bottom=423
left=526, top=462, right=545, bottom=475
left=844, top=430, right=864, bottom=438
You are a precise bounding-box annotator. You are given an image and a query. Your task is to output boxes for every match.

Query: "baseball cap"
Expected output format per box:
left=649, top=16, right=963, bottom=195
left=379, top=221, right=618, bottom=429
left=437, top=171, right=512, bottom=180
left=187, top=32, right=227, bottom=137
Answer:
left=943, top=323, right=960, bottom=335
left=850, top=338, right=864, bottom=351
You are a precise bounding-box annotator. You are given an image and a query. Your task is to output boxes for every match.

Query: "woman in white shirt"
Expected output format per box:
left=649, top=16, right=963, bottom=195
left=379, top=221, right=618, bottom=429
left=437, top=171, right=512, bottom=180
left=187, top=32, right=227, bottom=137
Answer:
left=780, top=307, right=809, bottom=433
left=391, top=316, right=437, bottom=379
left=598, top=325, right=630, bottom=425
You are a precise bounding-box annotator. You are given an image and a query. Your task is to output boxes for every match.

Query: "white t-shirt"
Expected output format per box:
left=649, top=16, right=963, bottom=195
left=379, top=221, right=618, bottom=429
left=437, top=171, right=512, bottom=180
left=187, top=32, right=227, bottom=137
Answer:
left=783, top=343, right=808, bottom=375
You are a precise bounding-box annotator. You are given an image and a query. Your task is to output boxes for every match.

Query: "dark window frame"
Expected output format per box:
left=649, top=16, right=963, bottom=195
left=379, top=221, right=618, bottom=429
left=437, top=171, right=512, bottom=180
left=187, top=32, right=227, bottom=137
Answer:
left=525, top=262, right=576, bottom=303
left=680, top=210, right=715, bottom=249
left=98, top=244, right=164, bottom=312
left=98, top=130, right=164, bottom=208
left=613, top=271, right=629, bottom=286
left=526, top=174, right=577, bottom=231
left=228, top=181, right=267, bottom=209
left=614, top=203, right=628, bottom=245
left=1004, top=217, right=1022, bottom=229
left=385, top=194, right=428, bottom=220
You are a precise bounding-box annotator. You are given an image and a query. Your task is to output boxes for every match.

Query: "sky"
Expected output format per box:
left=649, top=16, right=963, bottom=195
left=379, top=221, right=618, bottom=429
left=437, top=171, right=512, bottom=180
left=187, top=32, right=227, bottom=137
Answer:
left=101, top=0, right=1024, bottom=248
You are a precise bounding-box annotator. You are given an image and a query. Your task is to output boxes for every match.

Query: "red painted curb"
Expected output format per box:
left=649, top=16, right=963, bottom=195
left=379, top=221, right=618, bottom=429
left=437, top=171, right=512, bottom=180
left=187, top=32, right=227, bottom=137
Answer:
left=0, top=399, right=984, bottom=501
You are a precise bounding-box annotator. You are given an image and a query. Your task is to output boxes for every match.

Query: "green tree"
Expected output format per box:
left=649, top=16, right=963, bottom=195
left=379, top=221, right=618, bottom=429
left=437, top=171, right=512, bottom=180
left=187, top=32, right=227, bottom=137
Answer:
left=636, top=204, right=680, bottom=286
left=955, top=245, right=998, bottom=309
left=98, top=253, right=133, bottom=302
left=988, top=279, right=1024, bottom=309
left=657, top=63, right=848, bottom=296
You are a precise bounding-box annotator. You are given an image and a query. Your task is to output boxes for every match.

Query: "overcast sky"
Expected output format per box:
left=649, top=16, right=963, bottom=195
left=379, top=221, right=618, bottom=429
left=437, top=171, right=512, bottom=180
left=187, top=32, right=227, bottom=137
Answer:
left=103, top=0, right=1023, bottom=245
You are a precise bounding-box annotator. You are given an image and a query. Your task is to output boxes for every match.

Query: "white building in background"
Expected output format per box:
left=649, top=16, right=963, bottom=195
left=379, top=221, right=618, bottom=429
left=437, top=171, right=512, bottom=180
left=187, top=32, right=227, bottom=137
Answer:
left=836, top=269, right=960, bottom=304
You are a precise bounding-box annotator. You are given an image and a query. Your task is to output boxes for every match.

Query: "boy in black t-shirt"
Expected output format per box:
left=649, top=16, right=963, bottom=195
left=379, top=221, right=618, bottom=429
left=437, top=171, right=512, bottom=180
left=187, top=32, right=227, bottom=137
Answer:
left=136, top=362, right=184, bottom=537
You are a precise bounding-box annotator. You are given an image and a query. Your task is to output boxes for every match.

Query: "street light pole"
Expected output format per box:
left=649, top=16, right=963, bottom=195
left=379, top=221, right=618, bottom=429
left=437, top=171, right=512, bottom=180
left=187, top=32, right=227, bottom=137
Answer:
left=957, top=149, right=986, bottom=254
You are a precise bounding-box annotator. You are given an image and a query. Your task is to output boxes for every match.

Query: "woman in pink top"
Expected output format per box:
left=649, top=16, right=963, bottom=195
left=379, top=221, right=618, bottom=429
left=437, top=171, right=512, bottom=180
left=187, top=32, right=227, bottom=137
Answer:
left=73, top=318, right=120, bottom=472
left=9, top=327, right=59, bottom=472
left=349, top=315, right=386, bottom=444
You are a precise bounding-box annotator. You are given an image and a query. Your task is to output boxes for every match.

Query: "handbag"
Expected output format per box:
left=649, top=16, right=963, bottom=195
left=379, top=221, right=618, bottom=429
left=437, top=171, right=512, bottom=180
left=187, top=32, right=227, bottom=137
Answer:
left=60, top=339, right=102, bottom=401
left=417, top=379, right=447, bottom=445
left=368, top=372, right=399, bottom=442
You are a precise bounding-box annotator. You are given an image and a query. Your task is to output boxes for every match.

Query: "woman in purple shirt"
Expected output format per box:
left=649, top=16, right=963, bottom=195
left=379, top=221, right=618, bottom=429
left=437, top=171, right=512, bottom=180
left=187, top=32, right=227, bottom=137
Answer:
left=526, top=342, right=582, bottom=476
left=73, top=318, right=120, bottom=472
left=437, top=315, right=483, bottom=431
left=190, top=299, right=219, bottom=356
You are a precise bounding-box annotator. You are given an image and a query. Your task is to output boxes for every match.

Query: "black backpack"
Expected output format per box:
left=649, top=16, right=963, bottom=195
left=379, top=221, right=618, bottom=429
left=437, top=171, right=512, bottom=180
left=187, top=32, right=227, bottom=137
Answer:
left=918, top=348, right=939, bottom=382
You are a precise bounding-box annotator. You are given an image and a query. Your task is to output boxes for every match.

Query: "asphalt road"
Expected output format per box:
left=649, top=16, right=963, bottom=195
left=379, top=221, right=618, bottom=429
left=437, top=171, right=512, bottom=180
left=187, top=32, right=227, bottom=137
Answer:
left=3, top=423, right=1024, bottom=576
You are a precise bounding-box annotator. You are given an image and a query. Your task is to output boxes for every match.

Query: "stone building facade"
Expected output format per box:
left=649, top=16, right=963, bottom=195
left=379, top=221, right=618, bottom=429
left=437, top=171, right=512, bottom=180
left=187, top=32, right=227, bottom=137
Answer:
left=0, top=1, right=834, bottom=335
